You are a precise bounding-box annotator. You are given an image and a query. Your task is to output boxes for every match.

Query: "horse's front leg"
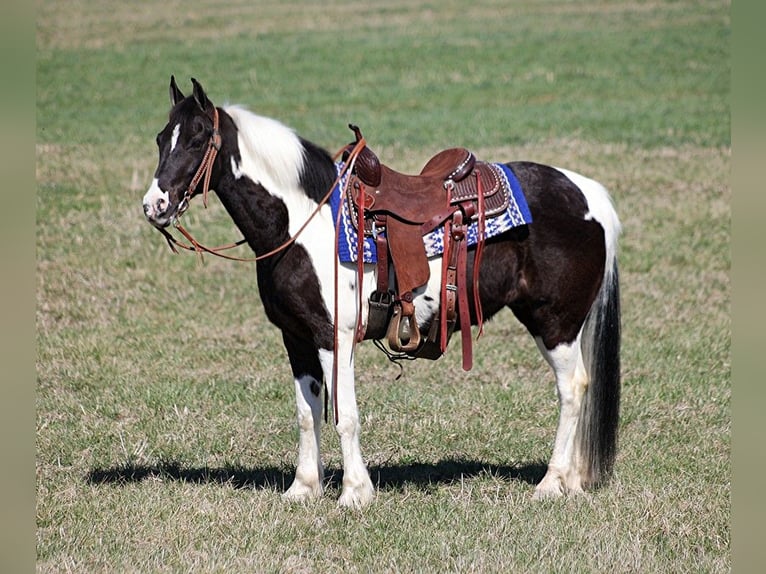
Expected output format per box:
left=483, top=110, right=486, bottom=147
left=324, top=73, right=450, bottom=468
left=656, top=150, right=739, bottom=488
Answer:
left=319, top=334, right=375, bottom=508
left=282, top=332, right=325, bottom=502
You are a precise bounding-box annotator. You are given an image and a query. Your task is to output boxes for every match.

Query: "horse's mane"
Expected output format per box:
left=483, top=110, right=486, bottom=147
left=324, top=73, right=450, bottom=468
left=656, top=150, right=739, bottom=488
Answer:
left=223, top=104, right=307, bottom=192
left=223, top=104, right=336, bottom=204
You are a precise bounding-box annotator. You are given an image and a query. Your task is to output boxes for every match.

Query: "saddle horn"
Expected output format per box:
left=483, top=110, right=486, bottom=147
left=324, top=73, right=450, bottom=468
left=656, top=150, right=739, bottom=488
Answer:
left=349, top=123, right=364, bottom=143
left=344, top=123, right=381, bottom=187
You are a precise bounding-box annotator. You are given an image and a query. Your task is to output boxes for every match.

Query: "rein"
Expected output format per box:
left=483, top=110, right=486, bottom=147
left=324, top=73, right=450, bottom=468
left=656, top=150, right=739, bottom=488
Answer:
left=155, top=111, right=368, bottom=263
left=153, top=112, right=370, bottom=427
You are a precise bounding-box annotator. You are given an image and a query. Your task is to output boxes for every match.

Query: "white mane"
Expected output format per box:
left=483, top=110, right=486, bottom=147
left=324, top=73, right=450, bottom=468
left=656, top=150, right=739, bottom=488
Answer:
left=223, top=104, right=306, bottom=193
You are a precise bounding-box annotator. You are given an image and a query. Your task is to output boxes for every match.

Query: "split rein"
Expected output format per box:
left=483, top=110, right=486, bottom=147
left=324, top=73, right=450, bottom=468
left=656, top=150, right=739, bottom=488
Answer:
left=154, top=108, right=368, bottom=263
left=153, top=116, right=369, bottom=427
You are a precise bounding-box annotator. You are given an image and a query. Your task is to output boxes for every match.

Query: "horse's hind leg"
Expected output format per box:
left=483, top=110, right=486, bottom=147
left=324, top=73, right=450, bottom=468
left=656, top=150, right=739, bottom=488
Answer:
left=282, top=333, right=325, bottom=502
left=533, top=333, right=589, bottom=499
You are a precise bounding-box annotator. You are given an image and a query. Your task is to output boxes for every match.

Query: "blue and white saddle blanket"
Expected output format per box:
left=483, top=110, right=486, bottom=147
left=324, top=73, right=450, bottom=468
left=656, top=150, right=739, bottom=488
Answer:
left=329, top=161, right=532, bottom=263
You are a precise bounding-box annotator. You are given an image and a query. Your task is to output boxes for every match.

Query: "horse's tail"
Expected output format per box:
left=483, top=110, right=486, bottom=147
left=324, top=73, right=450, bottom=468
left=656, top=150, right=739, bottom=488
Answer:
left=577, top=212, right=621, bottom=489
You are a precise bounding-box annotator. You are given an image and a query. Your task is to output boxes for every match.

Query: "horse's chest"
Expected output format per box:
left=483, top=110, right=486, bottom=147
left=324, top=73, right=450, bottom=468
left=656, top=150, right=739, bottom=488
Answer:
left=256, top=248, right=334, bottom=348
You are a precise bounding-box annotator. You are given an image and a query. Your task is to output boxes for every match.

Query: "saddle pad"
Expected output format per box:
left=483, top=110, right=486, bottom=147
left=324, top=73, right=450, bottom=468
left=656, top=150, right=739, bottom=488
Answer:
left=329, top=161, right=532, bottom=264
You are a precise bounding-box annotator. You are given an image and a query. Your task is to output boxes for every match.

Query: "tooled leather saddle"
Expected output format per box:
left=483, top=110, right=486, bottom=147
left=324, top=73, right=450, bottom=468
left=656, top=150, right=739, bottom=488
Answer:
left=343, top=125, right=511, bottom=370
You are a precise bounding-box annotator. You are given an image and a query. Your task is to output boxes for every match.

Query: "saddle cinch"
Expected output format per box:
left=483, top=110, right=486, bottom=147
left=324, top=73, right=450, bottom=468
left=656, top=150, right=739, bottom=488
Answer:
left=343, top=125, right=511, bottom=370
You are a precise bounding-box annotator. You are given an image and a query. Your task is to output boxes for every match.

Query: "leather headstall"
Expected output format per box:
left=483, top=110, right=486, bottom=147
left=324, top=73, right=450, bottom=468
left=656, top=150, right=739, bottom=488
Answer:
left=178, top=105, right=221, bottom=216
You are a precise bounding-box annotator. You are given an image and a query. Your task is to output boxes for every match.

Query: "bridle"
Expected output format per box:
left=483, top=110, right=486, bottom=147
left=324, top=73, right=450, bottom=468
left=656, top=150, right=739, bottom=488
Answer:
left=184, top=106, right=221, bottom=213
left=154, top=107, right=367, bottom=264
left=154, top=105, right=225, bottom=255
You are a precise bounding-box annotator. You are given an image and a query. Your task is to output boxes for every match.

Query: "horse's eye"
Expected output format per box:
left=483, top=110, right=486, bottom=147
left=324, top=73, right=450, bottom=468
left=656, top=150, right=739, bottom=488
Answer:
left=189, top=134, right=207, bottom=150
left=192, top=117, right=207, bottom=135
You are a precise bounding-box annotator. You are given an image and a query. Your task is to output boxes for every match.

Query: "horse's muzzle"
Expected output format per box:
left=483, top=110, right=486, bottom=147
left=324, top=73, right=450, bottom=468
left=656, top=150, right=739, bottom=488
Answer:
left=142, top=179, right=174, bottom=227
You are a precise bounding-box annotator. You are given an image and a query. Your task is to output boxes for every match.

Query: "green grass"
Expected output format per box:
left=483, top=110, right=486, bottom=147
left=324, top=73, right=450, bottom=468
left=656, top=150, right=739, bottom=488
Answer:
left=37, top=1, right=730, bottom=572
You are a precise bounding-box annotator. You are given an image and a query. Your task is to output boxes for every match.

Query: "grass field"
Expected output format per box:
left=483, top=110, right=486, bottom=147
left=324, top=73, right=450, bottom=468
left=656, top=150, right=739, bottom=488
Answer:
left=36, top=1, right=730, bottom=572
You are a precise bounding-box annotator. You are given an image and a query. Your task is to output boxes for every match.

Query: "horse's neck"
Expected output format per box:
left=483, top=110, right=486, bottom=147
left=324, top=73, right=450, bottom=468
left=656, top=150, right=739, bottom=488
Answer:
left=224, top=106, right=337, bottom=237
left=212, top=175, right=290, bottom=259
left=214, top=108, right=338, bottom=258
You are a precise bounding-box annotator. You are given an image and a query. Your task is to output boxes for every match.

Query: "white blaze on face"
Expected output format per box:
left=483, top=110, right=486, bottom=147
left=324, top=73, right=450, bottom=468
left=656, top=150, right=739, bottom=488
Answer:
left=170, top=123, right=181, bottom=152
left=143, top=123, right=181, bottom=225
left=142, top=178, right=170, bottom=222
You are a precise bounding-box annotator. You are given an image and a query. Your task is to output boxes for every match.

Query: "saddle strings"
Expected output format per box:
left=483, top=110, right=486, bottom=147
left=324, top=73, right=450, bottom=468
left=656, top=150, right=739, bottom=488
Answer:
left=372, top=339, right=416, bottom=381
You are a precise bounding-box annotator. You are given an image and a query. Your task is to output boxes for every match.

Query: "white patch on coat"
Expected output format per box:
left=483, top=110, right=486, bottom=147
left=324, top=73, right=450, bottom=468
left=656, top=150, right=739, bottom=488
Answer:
left=231, top=156, right=244, bottom=179
left=224, top=105, right=306, bottom=197
left=554, top=167, right=621, bottom=283
left=142, top=178, right=169, bottom=221
left=170, top=123, right=181, bottom=152
left=413, top=258, right=442, bottom=328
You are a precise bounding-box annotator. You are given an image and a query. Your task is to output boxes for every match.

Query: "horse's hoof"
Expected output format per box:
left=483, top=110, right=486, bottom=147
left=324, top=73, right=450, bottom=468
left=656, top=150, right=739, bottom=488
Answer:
left=283, top=481, right=323, bottom=503
left=532, top=472, right=566, bottom=500
left=532, top=468, right=589, bottom=500
left=338, top=483, right=375, bottom=508
left=532, top=486, right=565, bottom=501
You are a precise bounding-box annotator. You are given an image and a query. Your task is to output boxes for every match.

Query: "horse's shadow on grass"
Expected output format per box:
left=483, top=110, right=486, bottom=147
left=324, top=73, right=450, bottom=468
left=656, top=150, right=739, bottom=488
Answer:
left=86, top=458, right=547, bottom=492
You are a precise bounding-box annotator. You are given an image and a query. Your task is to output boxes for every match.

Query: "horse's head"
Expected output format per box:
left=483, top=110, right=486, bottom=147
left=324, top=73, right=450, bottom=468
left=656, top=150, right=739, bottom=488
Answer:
left=142, top=76, right=221, bottom=229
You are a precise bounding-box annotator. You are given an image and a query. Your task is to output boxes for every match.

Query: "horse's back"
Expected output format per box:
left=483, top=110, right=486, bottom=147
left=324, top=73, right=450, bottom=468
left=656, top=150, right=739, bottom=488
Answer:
left=508, top=161, right=620, bottom=252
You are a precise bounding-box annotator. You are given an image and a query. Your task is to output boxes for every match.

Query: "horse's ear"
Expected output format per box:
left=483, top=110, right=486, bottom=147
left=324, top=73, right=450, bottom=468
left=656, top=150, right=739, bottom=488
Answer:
left=191, top=77, right=211, bottom=111
left=169, top=75, right=184, bottom=107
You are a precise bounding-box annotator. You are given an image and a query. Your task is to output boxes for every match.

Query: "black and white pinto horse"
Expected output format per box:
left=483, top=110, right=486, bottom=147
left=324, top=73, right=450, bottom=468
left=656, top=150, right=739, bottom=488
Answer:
left=143, top=77, right=621, bottom=507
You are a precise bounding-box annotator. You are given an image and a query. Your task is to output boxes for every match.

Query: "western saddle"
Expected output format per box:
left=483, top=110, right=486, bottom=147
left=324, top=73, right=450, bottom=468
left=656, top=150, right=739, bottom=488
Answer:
left=342, top=125, right=510, bottom=370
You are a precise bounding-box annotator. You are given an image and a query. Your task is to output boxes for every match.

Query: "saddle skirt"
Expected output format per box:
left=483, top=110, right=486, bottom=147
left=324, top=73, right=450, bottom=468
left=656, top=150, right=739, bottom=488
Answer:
left=329, top=161, right=532, bottom=264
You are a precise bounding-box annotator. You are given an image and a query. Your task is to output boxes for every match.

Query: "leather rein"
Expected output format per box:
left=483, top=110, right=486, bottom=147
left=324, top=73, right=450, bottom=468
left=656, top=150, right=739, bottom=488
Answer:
left=152, top=110, right=370, bottom=427
left=155, top=107, right=367, bottom=263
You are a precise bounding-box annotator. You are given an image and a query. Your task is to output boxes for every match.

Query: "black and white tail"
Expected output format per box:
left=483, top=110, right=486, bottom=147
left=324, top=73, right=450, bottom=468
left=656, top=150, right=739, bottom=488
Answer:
left=577, top=258, right=621, bottom=487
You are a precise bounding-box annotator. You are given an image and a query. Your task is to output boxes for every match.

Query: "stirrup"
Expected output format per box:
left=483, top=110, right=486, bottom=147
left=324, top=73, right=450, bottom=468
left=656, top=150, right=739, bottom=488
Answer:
left=386, top=303, right=422, bottom=353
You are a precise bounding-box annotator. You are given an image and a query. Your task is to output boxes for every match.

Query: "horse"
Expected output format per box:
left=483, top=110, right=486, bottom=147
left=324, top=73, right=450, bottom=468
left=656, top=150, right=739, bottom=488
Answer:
left=142, top=77, right=621, bottom=508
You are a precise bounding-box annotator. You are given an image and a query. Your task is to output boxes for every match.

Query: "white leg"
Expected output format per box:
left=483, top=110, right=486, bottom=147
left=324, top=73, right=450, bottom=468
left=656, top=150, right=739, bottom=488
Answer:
left=283, top=374, right=324, bottom=502
left=533, top=334, right=589, bottom=499
left=319, top=340, right=374, bottom=508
